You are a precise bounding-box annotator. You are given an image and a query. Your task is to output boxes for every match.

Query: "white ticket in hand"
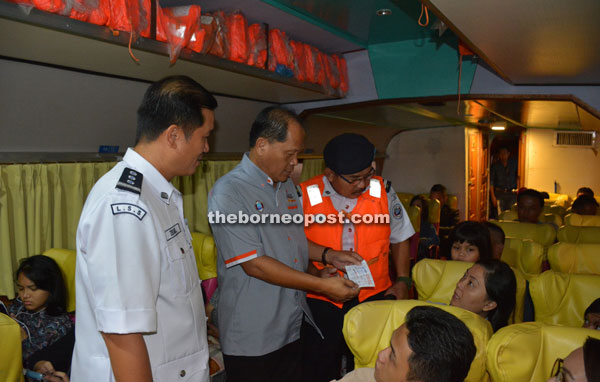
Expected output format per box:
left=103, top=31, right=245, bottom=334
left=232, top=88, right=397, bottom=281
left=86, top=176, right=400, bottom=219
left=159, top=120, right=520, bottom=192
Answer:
left=345, top=260, right=375, bottom=288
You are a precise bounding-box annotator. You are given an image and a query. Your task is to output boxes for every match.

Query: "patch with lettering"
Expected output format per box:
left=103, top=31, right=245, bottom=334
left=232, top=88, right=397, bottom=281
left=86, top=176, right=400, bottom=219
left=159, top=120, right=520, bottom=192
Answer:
left=255, top=200, right=264, bottom=212
left=392, top=203, right=403, bottom=219
left=111, top=203, right=147, bottom=220
left=165, top=223, right=182, bottom=241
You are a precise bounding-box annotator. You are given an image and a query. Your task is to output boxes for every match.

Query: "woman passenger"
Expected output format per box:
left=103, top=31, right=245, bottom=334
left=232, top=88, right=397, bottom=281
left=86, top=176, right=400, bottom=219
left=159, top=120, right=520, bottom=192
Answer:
left=449, top=221, right=493, bottom=262
left=8, top=255, right=73, bottom=381
left=450, top=259, right=516, bottom=332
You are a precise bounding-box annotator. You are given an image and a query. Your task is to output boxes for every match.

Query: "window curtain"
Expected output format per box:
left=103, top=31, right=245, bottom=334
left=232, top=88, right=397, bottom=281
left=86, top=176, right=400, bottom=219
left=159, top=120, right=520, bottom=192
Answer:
left=299, top=158, right=325, bottom=183
left=0, top=160, right=239, bottom=297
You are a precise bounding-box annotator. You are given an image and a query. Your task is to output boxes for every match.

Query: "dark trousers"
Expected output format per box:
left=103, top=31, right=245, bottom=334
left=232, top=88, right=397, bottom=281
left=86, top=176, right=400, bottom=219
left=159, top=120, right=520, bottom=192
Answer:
left=223, top=339, right=302, bottom=382
left=301, top=292, right=387, bottom=382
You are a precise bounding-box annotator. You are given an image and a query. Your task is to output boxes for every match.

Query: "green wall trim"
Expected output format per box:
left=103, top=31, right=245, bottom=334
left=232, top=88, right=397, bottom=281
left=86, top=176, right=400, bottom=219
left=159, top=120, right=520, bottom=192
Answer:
left=369, top=35, right=477, bottom=99
left=260, top=0, right=367, bottom=47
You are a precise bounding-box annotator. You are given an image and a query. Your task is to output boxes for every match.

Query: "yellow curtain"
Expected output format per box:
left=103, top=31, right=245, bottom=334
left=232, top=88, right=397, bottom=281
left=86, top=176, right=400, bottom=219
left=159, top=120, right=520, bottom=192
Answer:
left=300, top=158, right=325, bottom=183
left=0, top=160, right=239, bottom=297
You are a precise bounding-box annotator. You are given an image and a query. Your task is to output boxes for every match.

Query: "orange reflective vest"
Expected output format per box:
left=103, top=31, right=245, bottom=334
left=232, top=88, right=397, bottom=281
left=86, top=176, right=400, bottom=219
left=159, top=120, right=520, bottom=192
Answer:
left=301, top=175, right=391, bottom=308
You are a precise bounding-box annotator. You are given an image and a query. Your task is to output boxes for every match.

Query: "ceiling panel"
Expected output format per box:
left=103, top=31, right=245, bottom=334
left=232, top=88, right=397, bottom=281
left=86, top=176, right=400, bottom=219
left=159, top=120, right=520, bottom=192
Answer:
left=425, top=0, right=600, bottom=84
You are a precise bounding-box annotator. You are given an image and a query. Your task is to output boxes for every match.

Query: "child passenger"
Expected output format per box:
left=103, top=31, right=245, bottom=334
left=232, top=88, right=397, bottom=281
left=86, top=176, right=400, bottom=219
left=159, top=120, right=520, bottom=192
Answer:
left=9, top=255, right=73, bottom=382
left=449, top=221, right=493, bottom=263
left=450, top=259, right=517, bottom=332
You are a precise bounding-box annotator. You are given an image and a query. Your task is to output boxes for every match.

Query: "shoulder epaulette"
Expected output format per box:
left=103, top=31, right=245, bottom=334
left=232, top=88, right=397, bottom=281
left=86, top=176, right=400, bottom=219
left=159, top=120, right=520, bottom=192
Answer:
left=384, top=179, right=392, bottom=193
left=116, top=167, right=143, bottom=195
left=296, top=185, right=303, bottom=198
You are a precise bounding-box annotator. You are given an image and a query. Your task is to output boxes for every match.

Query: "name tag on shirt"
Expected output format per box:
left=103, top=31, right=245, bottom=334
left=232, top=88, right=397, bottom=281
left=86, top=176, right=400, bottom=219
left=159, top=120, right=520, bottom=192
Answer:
left=165, top=223, right=182, bottom=241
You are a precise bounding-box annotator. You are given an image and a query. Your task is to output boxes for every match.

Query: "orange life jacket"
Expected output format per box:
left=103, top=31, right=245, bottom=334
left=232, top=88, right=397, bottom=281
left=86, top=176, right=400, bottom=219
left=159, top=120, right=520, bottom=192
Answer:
left=301, top=175, right=391, bottom=308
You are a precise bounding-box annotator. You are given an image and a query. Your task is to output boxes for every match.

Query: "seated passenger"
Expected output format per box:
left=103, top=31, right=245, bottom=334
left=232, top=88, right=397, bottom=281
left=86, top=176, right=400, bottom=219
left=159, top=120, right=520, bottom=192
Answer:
left=333, top=305, right=476, bottom=382
left=8, top=255, right=73, bottom=382
left=548, top=337, right=600, bottom=382
left=449, top=221, right=493, bottom=262
left=484, top=222, right=505, bottom=260
left=583, top=298, right=600, bottom=331
left=572, top=195, right=599, bottom=216
left=577, top=187, right=595, bottom=198
left=410, top=195, right=439, bottom=259
left=450, top=259, right=516, bottom=332
left=517, top=188, right=545, bottom=223
left=429, top=184, right=460, bottom=228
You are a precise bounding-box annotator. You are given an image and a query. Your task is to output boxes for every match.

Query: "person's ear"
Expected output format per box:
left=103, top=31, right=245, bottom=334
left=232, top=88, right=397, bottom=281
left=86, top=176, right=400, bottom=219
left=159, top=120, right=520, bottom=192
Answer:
left=254, top=137, right=270, bottom=156
left=482, top=300, right=498, bottom=312
left=164, top=124, right=181, bottom=149
left=324, top=167, right=336, bottom=183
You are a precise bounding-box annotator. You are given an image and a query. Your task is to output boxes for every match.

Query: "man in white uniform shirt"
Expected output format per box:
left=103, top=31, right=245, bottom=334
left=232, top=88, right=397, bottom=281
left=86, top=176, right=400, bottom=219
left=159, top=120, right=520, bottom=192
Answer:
left=72, top=76, right=217, bottom=382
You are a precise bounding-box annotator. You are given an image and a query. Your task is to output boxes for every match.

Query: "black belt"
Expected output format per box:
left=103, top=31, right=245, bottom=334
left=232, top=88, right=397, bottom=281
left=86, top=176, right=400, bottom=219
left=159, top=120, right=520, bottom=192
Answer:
left=495, top=188, right=513, bottom=192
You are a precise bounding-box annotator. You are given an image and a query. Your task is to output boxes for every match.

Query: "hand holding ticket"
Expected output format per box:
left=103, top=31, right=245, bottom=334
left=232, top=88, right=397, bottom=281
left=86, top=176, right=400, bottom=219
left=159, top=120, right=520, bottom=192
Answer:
left=345, top=260, right=375, bottom=288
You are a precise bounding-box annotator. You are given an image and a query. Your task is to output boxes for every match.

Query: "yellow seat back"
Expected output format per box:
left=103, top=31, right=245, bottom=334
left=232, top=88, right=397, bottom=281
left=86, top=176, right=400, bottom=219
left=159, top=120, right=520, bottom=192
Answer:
left=529, top=270, right=600, bottom=326
left=191, top=232, right=218, bottom=281
left=557, top=225, right=600, bottom=244
left=413, top=259, right=526, bottom=323
left=413, top=259, right=471, bottom=304
left=486, top=322, right=600, bottom=382
left=501, top=238, right=545, bottom=279
left=343, top=300, right=491, bottom=382
left=545, top=193, right=572, bottom=208
left=498, top=210, right=518, bottom=221
left=548, top=242, right=600, bottom=275
left=396, top=192, right=414, bottom=211
left=428, top=198, right=441, bottom=226
left=565, top=213, right=600, bottom=227
left=447, top=194, right=458, bottom=210
left=544, top=204, right=567, bottom=218
left=43, top=248, right=77, bottom=313
left=0, top=313, right=24, bottom=382
left=494, top=221, right=556, bottom=247
left=407, top=205, right=421, bottom=234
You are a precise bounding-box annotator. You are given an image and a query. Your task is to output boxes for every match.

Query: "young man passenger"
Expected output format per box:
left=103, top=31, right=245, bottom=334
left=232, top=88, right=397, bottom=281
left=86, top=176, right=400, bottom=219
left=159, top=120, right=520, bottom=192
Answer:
left=333, top=305, right=477, bottom=382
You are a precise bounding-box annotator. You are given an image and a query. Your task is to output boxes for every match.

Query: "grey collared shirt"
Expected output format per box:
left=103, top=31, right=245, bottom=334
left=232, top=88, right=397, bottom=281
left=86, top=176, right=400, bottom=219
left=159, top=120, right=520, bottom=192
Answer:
left=208, top=153, right=317, bottom=356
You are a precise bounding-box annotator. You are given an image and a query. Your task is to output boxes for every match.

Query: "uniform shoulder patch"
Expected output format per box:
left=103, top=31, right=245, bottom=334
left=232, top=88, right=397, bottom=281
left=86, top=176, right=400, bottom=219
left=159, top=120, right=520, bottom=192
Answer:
left=296, top=185, right=303, bottom=198
left=116, top=167, right=143, bottom=195
left=384, top=179, right=392, bottom=193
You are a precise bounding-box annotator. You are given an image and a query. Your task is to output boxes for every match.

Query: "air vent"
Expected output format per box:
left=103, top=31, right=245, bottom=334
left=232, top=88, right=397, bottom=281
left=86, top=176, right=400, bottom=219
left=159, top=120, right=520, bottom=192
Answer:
left=554, top=131, right=596, bottom=148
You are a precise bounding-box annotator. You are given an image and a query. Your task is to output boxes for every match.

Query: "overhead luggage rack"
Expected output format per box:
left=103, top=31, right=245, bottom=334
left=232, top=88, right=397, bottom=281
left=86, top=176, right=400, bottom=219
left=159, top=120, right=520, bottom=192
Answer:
left=0, top=0, right=341, bottom=103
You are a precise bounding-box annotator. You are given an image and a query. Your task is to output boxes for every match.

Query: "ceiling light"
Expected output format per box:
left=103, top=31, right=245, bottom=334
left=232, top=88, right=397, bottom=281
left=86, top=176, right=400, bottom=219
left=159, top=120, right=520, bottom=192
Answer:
left=491, top=121, right=507, bottom=131
left=376, top=9, right=392, bottom=16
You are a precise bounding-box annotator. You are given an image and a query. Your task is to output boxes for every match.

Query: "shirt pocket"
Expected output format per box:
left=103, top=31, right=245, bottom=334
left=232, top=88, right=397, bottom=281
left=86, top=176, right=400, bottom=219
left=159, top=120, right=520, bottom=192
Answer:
left=165, top=236, right=198, bottom=296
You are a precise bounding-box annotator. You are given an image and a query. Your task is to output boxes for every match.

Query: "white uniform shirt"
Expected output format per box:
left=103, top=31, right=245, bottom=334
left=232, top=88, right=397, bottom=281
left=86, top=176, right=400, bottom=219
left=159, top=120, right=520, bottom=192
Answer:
left=71, top=148, right=209, bottom=382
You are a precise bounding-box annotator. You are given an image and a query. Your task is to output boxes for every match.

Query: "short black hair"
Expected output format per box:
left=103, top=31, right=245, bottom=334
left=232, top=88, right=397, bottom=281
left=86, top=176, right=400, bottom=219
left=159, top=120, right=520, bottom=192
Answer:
left=16, top=255, right=67, bottom=316
left=477, top=259, right=516, bottom=332
left=517, top=188, right=545, bottom=208
left=585, top=298, right=600, bottom=316
left=449, top=221, right=493, bottom=261
left=572, top=194, right=599, bottom=211
left=430, top=184, right=447, bottom=195
left=249, top=106, right=302, bottom=148
left=577, top=187, right=594, bottom=197
left=583, top=337, right=600, bottom=381
left=136, top=75, right=217, bottom=144
left=405, top=305, right=476, bottom=382
left=484, top=221, right=505, bottom=244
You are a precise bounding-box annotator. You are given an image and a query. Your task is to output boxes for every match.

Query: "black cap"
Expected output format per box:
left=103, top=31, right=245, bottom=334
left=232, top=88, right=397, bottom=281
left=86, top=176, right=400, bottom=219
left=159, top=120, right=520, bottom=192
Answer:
left=323, top=133, right=375, bottom=175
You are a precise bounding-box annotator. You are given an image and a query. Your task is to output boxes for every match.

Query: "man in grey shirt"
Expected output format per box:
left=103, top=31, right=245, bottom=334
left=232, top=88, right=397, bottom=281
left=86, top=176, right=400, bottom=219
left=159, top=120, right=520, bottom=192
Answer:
left=208, top=107, right=360, bottom=382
